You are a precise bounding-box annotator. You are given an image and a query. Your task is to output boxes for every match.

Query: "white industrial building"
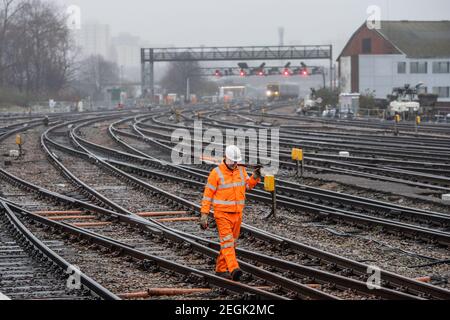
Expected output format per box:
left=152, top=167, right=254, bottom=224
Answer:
left=338, top=21, right=450, bottom=108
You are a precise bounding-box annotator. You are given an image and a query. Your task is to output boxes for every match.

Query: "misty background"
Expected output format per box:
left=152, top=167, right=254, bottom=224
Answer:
left=1, top=0, right=449, bottom=107
left=58, top=0, right=450, bottom=86
left=60, top=0, right=450, bottom=50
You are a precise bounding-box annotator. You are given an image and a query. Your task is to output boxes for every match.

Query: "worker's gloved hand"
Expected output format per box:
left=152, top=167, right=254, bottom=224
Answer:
left=253, top=168, right=262, bottom=180
left=199, top=214, right=209, bottom=230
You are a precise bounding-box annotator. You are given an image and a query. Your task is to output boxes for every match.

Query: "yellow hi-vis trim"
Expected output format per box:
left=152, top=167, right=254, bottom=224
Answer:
left=264, top=175, right=275, bottom=192
left=395, top=114, right=401, bottom=123
left=15, top=135, right=22, bottom=145
left=221, top=235, right=233, bottom=242
left=221, top=242, right=235, bottom=249
left=416, top=116, right=421, bottom=125
left=291, top=148, right=303, bottom=161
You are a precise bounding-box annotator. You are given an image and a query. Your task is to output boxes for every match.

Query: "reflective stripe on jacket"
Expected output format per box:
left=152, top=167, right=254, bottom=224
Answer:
left=201, top=162, right=260, bottom=214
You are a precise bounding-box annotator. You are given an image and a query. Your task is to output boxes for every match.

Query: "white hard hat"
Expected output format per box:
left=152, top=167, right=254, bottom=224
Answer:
left=225, top=145, right=242, bottom=162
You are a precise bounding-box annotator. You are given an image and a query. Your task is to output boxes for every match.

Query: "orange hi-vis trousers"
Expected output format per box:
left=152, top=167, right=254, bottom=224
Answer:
left=214, top=210, right=243, bottom=273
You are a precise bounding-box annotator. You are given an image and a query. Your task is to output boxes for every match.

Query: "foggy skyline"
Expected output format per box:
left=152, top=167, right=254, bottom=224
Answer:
left=59, top=0, right=450, bottom=58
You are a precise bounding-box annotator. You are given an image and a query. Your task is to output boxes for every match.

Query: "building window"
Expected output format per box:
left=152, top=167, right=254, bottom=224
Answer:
left=433, top=87, right=450, bottom=98
left=397, top=62, right=406, bottom=74
left=410, top=62, right=428, bottom=74
left=433, top=62, right=450, bottom=73
left=362, top=38, right=372, bottom=54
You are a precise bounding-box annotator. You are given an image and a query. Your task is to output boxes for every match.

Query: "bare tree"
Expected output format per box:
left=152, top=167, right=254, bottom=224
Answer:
left=0, top=0, right=26, bottom=86
left=160, top=61, right=218, bottom=97
left=0, top=0, right=73, bottom=104
left=72, top=55, right=120, bottom=101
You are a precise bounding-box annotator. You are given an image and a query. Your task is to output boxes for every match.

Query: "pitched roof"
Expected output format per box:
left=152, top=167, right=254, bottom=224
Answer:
left=376, top=21, right=450, bottom=58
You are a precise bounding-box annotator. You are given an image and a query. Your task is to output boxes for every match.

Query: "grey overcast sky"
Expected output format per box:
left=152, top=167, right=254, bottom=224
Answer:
left=58, top=0, right=450, bottom=57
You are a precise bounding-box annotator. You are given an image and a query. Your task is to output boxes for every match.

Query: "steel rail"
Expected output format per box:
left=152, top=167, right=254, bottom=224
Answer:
left=72, top=117, right=445, bottom=295
left=107, top=124, right=450, bottom=244
left=4, top=201, right=286, bottom=300
left=146, top=114, right=450, bottom=164
left=37, top=116, right=423, bottom=299
left=0, top=152, right=298, bottom=299
left=125, top=118, right=450, bottom=223
left=131, top=122, right=450, bottom=192
left=37, top=121, right=342, bottom=299
left=182, top=112, right=450, bottom=160
left=0, top=114, right=440, bottom=300
left=0, top=201, right=119, bottom=300
left=260, top=112, right=450, bottom=134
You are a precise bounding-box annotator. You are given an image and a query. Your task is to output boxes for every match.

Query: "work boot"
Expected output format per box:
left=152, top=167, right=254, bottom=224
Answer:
left=231, top=268, right=243, bottom=281
left=216, top=272, right=231, bottom=280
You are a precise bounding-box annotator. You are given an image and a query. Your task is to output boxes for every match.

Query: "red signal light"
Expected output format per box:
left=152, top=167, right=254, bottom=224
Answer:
left=283, top=69, right=290, bottom=76
left=215, top=70, right=221, bottom=77
left=240, top=69, right=246, bottom=77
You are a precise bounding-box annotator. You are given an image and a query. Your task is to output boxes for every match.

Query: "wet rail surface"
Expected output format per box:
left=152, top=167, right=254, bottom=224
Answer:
left=62, top=115, right=450, bottom=300
left=0, top=110, right=448, bottom=298
left=136, top=114, right=450, bottom=193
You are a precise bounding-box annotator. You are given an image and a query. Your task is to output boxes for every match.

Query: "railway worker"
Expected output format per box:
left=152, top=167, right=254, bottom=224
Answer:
left=199, top=145, right=261, bottom=281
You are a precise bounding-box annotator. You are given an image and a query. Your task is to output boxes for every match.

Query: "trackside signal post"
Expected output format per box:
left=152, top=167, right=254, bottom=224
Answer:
left=394, top=114, right=401, bottom=136
left=15, top=134, right=23, bottom=157
left=415, top=116, right=421, bottom=136
left=292, top=148, right=304, bottom=178
left=264, top=175, right=276, bottom=219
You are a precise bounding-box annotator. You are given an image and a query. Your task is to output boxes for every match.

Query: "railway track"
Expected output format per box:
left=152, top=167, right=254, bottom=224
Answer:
left=0, top=120, right=293, bottom=300
left=14, top=117, right=380, bottom=298
left=0, top=200, right=117, bottom=300
left=167, top=109, right=450, bottom=170
left=56, top=118, right=400, bottom=299
left=1, top=112, right=448, bottom=298
left=144, top=115, right=450, bottom=175
left=5, top=198, right=280, bottom=300
left=127, top=118, right=450, bottom=198
left=104, top=116, right=450, bottom=233
left=85, top=124, right=450, bottom=248
left=135, top=114, right=450, bottom=193
left=257, top=110, right=450, bottom=135
left=59, top=115, right=450, bottom=300
left=0, top=155, right=285, bottom=300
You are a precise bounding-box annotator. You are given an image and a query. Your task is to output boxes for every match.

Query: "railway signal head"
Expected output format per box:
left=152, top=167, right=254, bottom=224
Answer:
left=238, top=62, right=249, bottom=69
left=215, top=70, right=222, bottom=77
left=283, top=68, right=291, bottom=76
left=301, top=68, right=309, bottom=76
left=240, top=69, right=246, bottom=77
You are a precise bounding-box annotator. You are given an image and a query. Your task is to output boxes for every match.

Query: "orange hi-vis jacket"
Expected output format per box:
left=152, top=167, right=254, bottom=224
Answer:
left=201, top=162, right=260, bottom=214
